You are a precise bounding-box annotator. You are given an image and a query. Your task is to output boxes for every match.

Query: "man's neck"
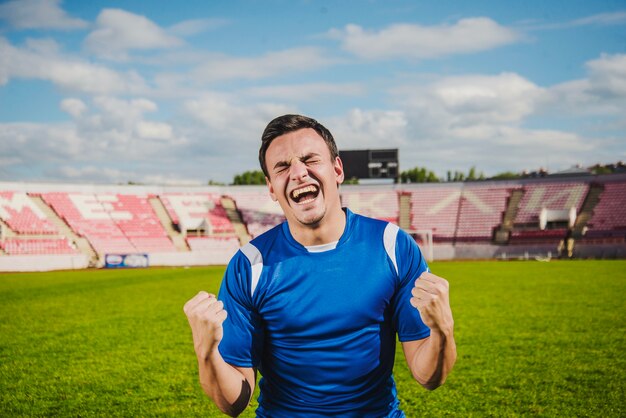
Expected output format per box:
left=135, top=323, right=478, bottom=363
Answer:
left=288, top=206, right=346, bottom=247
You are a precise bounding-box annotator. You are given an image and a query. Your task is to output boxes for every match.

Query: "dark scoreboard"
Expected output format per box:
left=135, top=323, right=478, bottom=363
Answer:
left=339, top=149, right=399, bottom=182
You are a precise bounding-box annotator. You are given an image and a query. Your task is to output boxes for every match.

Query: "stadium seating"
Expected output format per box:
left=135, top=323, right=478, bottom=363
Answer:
left=406, top=185, right=463, bottom=241
left=585, top=181, right=626, bottom=238
left=0, top=238, right=78, bottom=255
left=340, top=187, right=399, bottom=223
left=456, top=186, right=517, bottom=241
left=40, top=192, right=175, bottom=255
left=99, top=194, right=176, bottom=253
left=3, top=174, right=626, bottom=263
left=0, top=192, right=58, bottom=234
left=41, top=192, right=135, bottom=254
left=514, top=181, right=589, bottom=226
left=160, top=193, right=236, bottom=236
left=504, top=181, right=589, bottom=247
left=227, top=189, right=285, bottom=238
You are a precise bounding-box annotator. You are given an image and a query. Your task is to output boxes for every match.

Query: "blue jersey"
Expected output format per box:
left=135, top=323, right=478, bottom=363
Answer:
left=218, top=208, right=430, bottom=417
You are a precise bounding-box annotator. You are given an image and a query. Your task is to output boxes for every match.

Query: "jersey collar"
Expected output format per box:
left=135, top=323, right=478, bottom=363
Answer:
left=281, top=208, right=355, bottom=253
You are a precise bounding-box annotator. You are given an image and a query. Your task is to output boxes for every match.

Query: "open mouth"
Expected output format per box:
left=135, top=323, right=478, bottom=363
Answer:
left=290, top=184, right=320, bottom=204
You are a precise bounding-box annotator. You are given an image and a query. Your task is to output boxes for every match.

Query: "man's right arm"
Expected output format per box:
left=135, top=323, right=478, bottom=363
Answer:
left=184, top=291, right=255, bottom=417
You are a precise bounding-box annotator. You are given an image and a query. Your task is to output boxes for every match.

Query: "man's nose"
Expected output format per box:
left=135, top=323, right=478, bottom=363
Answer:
left=290, top=160, right=308, bottom=181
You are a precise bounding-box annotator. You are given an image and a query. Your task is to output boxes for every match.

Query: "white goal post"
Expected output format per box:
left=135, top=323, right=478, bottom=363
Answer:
left=405, top=229, right=434, bottom=262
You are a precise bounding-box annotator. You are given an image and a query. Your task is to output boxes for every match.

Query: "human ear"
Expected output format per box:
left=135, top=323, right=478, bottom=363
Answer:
left=266, top=177, right=278, bottom=201
left=334, top=156, right=345, bottom=185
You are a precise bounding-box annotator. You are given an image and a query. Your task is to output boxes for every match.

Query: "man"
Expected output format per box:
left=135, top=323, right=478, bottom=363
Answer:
left=184, top=114, right=456, bottom=417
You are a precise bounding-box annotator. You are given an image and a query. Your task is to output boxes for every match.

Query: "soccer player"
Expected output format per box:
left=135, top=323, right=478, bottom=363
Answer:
left=184, top=114, right=456, bottom=417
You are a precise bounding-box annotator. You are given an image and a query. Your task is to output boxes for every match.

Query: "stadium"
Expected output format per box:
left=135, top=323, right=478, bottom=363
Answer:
left=1, top=174, right=625, bottom=416
left=1, top=172, right=625, bottom=271
left=1, top=0, right=625, bottom=416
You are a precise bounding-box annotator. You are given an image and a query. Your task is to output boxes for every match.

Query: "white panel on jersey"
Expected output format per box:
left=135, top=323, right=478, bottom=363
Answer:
left=240, top=242, right=264, bottom=297
left=305, top=241, right=338, bottom=253
left=383, top=223, right=399, bottom=275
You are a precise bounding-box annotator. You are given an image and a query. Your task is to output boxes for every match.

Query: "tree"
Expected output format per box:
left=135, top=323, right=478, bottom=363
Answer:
left=400, top=167, right=440, bottom=183
left=446, top=167, right=485, bottom=182
left=467, top=166, right=485, bottom=181
left=488, top=171, right=523, bottom=180
left=233, top=170, right=266, bottom=185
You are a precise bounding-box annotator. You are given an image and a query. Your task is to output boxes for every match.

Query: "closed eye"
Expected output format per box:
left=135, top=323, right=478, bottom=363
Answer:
left=301, top=154, right=321, bottom=165
left=273, top=162, right=289, bottom=174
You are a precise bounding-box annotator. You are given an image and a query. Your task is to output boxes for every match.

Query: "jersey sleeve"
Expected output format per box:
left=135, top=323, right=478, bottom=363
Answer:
left=392, top=229, right=431, bottom=342
left=217, top=250, right=264, bottom=368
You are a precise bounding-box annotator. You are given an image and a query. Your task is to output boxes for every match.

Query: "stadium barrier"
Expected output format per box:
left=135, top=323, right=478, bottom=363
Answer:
left=104, top=254, right=149, bottom=268
left=0, top=254, right=89, bottom=272
left=149, top=249, right=239, bottom=267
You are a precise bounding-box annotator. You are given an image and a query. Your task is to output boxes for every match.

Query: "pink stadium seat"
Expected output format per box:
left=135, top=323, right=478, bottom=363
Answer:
left=340, top=187, right=399, bottom=223
left=514, top=182, right=589, bottom=226
left=407, top=185, right=462, bottom=241
left=0, top=238, right=78, bottom=255
left=227, top=189, right=285, bottom=238
left=0, top=191, right=58, bottom=234
left=585, top=181, right=626, bottom=238
left=101, top=194, right=176, bottom=253
left=456, top=186, right=518, bottom=241
left=40, top=192, right=175, bottom=255
left=161, top=193, right=236, bottom=236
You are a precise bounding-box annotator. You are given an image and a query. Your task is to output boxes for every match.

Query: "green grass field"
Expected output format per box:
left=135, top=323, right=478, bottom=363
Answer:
left=1, top=260, right=624, bottom=417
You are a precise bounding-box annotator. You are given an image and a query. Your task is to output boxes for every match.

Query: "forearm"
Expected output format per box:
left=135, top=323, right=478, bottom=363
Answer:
left=197, top=349, right=251, bottom=417
left=408, top=328, right=457, bottom=390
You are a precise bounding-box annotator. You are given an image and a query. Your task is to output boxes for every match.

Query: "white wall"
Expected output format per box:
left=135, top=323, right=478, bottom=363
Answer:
left=0, top=254, right=90, bottom=272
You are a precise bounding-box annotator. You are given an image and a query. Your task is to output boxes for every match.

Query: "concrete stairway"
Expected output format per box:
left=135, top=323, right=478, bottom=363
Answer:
left=29, top=196, right=98, bottom=264
left=221, top=196, right=251, bottom=246
left=148, top=197, right=189, bottom=251
left=572, top=183, right=604, bottom=238
left=398, top=193, right=411, bottom=230
left=494, top=189, right=524, bottom=244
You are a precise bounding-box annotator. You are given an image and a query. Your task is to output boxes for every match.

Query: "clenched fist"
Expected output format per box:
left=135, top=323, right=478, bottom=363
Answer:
left=410, top=272, right=454, bottom=333
left=183, top=291, right=228, bottom=360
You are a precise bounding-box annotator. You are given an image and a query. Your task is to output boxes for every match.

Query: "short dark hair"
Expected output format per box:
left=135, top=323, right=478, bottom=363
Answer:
left=259, top=114, right=339, bottom=178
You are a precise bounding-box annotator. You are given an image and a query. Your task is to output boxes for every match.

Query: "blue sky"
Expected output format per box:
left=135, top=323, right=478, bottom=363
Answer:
left=0, top=0, right=624, bottom=185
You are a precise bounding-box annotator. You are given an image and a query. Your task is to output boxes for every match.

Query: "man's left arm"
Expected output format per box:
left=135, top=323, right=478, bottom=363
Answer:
left=402, top=271, right=457, bottom=390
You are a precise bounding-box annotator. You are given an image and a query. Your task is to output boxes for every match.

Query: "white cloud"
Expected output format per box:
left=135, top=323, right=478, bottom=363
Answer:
left=586, top=53, right=626, bottom=97
left=323, top=70, right=617, bottom=177
left=571, top=11, right=626, bottom=27
left=329, top=109, right=408, bottom=150
left=84, top=8, right=183, bottom=60
left=168, top=18, right=230, bottom=37
left=329, top=18, right=521, bottom=60
left=60, top=98, right=87, bottom=118
left=93, top=96, right=157, bottom=122
left=0, top=95, right=192, bottom=183
left=192, top=47, right=337, bottom=82
left=180, top=93, right=296, bottom=179
left=525, top=11, right=626, bottom=30
left=23, top=37, right=61, bottom=55
left=184, top=93, right=292, bottom=140
left=431, top=73, right=543, bottom=125
left=0, top=37, right=148, bottom=94
left=244, top=82, right=364, bottom=101
left=0, top=0, right=88, bottom=30
left=542, top=53, right=626, bottom=117
left=58, top=165, right=129, bottom=182
left=136, top=121, right=173, bottom=140
left=392, top=72, right=543, bottom=140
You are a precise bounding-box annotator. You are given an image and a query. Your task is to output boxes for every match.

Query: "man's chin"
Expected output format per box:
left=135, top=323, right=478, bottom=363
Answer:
left=293, top=208, right=325, bottom=227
